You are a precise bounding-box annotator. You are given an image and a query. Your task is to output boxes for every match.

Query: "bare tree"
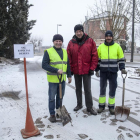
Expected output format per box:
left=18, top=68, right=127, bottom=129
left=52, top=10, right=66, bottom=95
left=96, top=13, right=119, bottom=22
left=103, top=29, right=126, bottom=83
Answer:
left=128, top=0, right=140, bottom=23
left=27, top=36, right=43, bottom=53
left=135, top=24, right=140, bottom=39
left=89, top=0, right=132, bottom=41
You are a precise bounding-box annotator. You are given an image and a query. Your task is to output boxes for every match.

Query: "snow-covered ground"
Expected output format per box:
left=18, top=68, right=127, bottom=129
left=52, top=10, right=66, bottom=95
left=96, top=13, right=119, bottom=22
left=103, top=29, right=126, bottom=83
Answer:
left=0, top=56, right=140, bottom=140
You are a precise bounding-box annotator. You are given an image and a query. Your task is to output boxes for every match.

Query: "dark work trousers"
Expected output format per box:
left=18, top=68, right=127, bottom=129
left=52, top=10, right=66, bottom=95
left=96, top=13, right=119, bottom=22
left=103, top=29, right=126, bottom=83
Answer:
left=99, top=71, right=117, bottom=109
left=74, top=74, right=93, bottom=109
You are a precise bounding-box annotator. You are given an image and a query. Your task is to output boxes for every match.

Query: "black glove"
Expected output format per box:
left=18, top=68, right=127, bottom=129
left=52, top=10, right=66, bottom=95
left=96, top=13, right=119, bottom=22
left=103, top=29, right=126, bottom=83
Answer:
left=95, top=71, right=100, bottom=77
left=88, top=70, right=94, bottom=76
left=71, top=72, right=74, bottom=76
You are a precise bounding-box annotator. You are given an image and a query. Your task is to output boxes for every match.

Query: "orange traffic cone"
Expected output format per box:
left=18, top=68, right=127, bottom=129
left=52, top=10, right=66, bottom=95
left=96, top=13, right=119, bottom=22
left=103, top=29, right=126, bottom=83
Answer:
left=21, top=106, right=40, bottom=138
left=21, top=58, right=40, bottom=138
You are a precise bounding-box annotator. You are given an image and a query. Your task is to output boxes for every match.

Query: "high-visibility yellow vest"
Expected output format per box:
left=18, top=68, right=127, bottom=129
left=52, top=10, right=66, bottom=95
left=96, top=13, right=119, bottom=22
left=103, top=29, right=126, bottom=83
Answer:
left=45, top=47, right=67, bottom=83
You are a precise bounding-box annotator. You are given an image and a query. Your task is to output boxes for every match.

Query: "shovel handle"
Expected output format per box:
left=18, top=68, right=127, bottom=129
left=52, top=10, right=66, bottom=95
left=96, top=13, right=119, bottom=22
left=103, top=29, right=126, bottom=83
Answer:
left=59, top=83, right=62, bottom=99
left=122, top=80, right=125, bottom=107
left=122, top=73, right=127, bottom=107
left=57, top=74, right=63, bottom=99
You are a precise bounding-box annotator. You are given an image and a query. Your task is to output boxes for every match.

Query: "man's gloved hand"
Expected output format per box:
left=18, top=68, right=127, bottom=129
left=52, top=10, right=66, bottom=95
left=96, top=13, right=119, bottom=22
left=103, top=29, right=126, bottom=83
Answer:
left=88, top=70, right=94, bottom=76
left=95, top=71, right=100, bottom=77
left=121, top=69, right=127, bottom=74
left=68, top=77, right=72, bottom=83
left=71, top=72, right=73, bottom=76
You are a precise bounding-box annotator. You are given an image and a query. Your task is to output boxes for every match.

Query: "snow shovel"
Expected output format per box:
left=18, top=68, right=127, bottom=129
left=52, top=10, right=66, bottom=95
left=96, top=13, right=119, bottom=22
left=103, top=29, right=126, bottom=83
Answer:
left=115, top=73, right=130, bottom=122
left=57, top=74, right=72, bottom=126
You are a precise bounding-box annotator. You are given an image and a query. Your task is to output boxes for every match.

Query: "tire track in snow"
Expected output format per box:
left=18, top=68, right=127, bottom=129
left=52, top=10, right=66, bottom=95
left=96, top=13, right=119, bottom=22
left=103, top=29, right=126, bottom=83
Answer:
left=66, top=83, right=140, bottom=127
left=45, top=124, right=80, bottom=140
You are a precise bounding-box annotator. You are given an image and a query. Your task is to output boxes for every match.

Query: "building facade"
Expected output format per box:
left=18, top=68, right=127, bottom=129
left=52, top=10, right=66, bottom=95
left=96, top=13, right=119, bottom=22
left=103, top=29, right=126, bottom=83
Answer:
left=83, top=13, right=128, bottom=47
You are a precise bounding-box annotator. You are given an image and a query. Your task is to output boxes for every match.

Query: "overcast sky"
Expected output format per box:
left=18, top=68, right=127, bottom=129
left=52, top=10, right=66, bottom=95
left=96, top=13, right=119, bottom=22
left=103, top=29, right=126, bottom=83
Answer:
left=28, top=0, right=95, bottom=47
left=28, top=0, right=140, bottom=47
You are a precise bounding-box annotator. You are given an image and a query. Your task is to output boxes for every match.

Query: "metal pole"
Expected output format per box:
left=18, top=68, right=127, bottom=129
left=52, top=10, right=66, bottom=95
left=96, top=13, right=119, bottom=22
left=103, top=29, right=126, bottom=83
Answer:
left=130, top=0, right=135, bottom=62
left=57, top=24, right=62, bottom=34
left=24, top=57, right=29, bottom=107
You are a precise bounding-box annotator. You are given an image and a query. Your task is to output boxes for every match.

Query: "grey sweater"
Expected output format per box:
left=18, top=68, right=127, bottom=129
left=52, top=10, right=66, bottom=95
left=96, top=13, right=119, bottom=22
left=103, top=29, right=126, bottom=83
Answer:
left=42, top=46, right=71, bottom=78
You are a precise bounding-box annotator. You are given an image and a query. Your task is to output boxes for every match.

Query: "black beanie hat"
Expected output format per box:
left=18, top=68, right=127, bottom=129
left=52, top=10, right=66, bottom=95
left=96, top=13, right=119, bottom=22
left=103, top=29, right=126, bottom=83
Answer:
left=52, top=34, right=63, bottom=42
left=105, top=30, right=113, bottom=37
left=74, top=24, right=84, bottom=33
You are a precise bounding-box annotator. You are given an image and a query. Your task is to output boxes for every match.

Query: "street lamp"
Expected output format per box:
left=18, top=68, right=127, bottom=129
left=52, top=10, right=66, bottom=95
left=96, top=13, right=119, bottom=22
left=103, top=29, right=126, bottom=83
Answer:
left=130, top=0, right=135, bottom=62
left=57, top=24, right=62, bottom=34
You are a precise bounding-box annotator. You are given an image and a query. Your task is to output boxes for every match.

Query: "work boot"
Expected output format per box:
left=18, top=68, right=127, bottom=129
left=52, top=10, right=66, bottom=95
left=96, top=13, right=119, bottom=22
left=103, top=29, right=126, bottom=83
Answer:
left=87, top=108, right=97, bottom=115
left=109, top=109, right=115, bottom=115
left=48, top=115, right=56, bottom=122
left=97, top=108, right=104, bottom=113
left=73, top=105, right=83, bottom=111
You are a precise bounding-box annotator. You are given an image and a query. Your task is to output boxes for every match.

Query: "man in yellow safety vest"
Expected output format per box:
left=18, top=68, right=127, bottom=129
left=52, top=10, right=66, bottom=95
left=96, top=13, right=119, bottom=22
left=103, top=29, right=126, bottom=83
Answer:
left=42, top=34, right=72, bottom=122
left=95, top=30, right=127, bottom=115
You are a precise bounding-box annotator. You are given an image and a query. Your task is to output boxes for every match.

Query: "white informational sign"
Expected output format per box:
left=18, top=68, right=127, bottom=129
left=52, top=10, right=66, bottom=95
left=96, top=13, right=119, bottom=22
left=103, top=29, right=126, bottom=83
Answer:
left=14, top=44, right=34, bottom=58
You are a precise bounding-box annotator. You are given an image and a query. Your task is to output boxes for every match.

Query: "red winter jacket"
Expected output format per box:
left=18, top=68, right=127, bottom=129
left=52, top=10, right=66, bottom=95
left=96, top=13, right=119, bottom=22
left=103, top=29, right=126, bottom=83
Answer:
left=67, top=33, right=98, bottom=75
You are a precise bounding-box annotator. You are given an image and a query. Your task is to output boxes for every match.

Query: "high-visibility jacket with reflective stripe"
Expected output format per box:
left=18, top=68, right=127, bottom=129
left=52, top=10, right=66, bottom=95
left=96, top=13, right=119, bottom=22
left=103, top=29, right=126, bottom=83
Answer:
left=97, top=43, right=125, bottom=72
left=45, top=47, right=67, bottom=83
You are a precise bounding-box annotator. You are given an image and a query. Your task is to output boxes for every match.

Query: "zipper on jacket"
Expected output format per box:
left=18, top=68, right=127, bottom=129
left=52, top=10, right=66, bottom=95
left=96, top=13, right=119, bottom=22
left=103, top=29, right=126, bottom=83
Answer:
left=108, top=44, right=110, bottom=70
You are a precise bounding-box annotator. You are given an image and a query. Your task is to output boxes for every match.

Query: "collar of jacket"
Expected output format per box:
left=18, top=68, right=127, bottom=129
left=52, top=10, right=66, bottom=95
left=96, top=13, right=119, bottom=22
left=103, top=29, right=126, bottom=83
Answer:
left=104, top=40, right=114, bottom=46
left=71, top=33, right=89, bottom=46
left=53, top=46, right=62, bottom=51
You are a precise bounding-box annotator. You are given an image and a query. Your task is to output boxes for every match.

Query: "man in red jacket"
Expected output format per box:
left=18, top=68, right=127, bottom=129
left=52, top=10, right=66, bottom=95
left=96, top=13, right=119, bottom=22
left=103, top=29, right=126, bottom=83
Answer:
left=67, top=24, right=98, bottom=115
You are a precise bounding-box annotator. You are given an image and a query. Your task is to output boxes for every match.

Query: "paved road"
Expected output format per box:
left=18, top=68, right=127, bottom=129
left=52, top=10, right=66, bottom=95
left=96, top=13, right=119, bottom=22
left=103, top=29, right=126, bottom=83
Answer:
left=125, top=53, right=140, bottom=62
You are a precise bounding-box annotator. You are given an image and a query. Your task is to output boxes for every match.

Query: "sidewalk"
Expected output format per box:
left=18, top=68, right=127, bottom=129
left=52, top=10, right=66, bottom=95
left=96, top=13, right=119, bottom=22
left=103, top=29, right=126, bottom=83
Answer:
left=126, top=62, right=140, bottom=68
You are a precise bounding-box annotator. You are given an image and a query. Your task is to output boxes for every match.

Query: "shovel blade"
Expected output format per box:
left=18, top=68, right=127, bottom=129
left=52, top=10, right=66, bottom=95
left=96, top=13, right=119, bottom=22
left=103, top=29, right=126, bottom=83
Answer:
left=57, top=105, right=72, bottom=126
left=115, top=106, right=130, bottom=122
